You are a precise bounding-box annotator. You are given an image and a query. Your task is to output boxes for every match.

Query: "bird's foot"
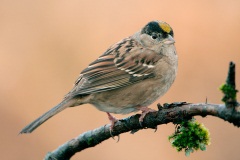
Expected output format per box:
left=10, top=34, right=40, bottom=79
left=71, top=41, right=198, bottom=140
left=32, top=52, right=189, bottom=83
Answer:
left=138, top=107, right=157, bottom=126
left=107, top=112, right=118, bottom=130
left=106, top=112, right=120, bottom=141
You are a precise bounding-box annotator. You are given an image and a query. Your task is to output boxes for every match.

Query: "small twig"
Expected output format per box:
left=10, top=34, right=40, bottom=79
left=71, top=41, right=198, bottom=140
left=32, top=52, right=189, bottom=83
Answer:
left=220, top=62, right=238, bottom=107
left=227, top=62, right=236, bottom=88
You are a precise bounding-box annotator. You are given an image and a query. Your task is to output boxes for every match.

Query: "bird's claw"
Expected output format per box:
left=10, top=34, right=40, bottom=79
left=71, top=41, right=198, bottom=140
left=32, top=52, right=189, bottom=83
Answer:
left=107, top=112, right=120, bottom=142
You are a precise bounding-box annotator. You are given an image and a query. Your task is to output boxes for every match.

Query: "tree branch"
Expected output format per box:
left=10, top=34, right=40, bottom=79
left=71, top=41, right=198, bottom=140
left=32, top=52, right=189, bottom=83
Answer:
left=45, top=62, right=239, bottom=160
left=45, top=102, right=240, bottom=160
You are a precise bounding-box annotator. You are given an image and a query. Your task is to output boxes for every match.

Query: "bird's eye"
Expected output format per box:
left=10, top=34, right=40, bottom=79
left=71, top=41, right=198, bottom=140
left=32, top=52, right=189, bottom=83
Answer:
left=151, top=35, right=157, bottom=39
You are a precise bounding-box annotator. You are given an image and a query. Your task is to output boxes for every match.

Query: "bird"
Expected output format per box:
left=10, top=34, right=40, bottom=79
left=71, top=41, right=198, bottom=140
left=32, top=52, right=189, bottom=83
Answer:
left=20, top=20, right=178, bottom=134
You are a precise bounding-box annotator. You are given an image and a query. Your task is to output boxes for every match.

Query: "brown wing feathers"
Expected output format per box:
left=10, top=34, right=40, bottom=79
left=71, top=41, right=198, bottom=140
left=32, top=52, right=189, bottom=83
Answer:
left=68, top=38, right=163, bottom=97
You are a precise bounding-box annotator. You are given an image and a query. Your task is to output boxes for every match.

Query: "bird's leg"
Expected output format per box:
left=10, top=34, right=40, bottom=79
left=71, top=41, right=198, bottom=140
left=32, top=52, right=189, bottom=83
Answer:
left=106, top=112, right=120, bottom=141
left=107, top=112, right=118, bottom=130
left=138, top=106, right=157, bottom=123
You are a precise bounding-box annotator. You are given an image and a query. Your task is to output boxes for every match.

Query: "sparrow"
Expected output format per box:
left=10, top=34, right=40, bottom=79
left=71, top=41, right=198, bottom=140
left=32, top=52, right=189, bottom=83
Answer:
left=20, top=20, right=178, bottom=134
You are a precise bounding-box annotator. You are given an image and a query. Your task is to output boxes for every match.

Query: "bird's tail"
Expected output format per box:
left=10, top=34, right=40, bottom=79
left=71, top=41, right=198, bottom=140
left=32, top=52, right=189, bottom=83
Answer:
left=20, top=98, right=76, bottom=134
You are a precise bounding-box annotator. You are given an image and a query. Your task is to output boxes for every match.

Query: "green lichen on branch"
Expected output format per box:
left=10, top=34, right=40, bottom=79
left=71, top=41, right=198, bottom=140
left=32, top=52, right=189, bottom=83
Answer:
left=168, top=118, right=210, bottom=156
left=220, top=83, right=238, bottom=104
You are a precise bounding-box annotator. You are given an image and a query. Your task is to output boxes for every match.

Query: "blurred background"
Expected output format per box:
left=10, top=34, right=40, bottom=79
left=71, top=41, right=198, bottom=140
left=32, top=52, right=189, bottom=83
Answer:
left=1, top=0, right=240, bottom=159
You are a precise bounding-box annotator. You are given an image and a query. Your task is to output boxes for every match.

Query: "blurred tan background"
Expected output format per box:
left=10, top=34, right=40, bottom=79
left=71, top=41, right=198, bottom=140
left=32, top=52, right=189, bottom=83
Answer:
left=1, top=0, right=240, bottom=159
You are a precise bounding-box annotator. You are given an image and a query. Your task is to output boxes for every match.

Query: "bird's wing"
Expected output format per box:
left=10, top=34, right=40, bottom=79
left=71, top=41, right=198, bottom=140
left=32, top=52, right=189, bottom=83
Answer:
left=67, top=38, right=163, bottom=97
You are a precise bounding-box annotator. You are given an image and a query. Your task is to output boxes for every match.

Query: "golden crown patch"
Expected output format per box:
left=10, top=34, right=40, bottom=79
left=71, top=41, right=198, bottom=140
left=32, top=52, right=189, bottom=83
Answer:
left=159, top=22, right=171, bottom=33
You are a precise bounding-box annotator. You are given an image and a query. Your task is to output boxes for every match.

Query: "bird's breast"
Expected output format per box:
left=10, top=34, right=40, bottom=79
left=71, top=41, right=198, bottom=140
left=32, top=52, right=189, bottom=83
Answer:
left=89, top=62, right=177, bottom=115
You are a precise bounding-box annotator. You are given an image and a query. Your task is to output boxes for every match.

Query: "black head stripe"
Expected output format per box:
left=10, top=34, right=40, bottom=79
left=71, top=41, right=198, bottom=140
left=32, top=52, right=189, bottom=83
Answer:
left=141, top=21, right=162, bottom=35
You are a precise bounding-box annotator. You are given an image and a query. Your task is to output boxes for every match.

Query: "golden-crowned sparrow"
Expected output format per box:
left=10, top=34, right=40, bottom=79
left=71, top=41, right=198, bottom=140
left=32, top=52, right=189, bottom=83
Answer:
left=20, top=20, right=178, bottom=134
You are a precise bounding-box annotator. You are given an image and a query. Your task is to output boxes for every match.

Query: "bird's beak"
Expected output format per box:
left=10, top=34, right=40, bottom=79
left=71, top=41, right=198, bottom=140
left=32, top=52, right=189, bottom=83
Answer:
left=163, top=35, right=175, bottom=45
